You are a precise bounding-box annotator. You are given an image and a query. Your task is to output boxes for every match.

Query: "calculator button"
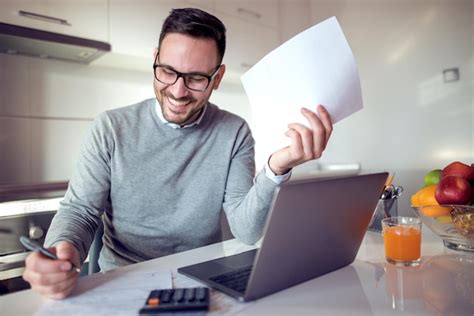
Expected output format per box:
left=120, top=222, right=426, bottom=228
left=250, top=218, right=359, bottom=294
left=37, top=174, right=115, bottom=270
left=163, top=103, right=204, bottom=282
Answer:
left=172, top=288, right=185, bottom=302
left=147, top=297, right=160, bottom=306
left=184, top=288, right=195, bottom=301
left=150, top=290, right=162, bottom=298
left=196, top=287, right=207, bottom=302
left=160, top=290, right=173, bottom=303
left=139, top=287, right=209, bottom=315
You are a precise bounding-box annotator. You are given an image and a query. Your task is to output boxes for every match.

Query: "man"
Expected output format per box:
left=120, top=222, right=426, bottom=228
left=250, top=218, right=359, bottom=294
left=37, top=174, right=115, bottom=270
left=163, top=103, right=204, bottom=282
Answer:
left=23, top=8, right=332, bottom=299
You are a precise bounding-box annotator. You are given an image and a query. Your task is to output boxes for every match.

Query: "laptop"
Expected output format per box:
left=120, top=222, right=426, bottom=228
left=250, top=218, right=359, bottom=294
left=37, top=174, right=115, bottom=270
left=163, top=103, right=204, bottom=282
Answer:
left=178, top=172, right=388, bottom=302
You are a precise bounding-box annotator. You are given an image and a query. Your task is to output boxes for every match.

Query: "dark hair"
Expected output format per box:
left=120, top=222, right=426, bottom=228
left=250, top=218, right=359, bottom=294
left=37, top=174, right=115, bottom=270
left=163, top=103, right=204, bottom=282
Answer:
left=159, top=8, right=226, bottom=64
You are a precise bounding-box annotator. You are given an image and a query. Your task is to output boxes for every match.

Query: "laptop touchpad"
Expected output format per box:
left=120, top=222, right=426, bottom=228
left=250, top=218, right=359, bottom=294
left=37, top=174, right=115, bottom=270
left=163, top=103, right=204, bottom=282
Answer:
left=213, top=249, right=257, bottom=269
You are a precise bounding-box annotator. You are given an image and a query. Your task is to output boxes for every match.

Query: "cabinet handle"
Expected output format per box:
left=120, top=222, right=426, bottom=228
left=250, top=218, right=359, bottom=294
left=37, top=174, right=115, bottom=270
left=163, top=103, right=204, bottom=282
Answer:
left=18, top=10, right=71, bottom=26
left=240, top=62, right=253, bottom=69
left=237, top=8, right=261, bottom=20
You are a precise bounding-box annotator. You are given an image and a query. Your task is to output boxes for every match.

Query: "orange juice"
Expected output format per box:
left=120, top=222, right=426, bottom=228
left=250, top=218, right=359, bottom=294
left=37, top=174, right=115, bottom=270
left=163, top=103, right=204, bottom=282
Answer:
left=383, top=225, right=421, bottom=265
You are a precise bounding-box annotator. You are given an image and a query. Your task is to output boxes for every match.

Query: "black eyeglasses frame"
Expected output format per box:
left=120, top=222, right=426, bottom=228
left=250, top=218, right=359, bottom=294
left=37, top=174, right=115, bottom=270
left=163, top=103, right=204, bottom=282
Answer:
left=153, top=55, right=221, bottom=92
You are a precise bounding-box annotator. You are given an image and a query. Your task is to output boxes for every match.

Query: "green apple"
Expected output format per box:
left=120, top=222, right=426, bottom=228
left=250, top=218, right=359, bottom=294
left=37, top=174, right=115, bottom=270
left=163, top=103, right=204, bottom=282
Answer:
left=424, top=169, right=442, bottom=186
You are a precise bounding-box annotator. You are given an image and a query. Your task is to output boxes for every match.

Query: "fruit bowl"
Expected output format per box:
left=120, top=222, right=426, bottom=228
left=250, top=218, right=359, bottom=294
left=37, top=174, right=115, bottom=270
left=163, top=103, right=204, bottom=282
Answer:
left=412, top=205, right=474, bottom=252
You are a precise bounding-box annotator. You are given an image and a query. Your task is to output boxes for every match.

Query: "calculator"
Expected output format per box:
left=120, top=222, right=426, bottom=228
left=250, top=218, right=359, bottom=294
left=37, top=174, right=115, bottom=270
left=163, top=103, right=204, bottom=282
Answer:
left=139, top=287, right=210, bottom=314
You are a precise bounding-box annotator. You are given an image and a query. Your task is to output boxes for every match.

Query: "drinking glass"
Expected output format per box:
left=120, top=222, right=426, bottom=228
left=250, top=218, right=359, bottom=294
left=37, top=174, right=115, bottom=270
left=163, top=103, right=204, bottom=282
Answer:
left=382, top=217, right=422, bottom=266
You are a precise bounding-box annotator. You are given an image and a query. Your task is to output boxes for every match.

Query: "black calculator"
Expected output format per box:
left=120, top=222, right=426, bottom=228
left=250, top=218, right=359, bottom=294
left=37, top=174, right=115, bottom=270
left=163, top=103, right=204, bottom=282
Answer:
left=139, top=287, right=210, bottom=315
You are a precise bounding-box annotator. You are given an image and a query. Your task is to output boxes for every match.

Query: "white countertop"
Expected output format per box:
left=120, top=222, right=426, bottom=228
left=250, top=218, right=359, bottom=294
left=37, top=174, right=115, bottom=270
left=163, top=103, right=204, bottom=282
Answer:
left=0, top=198, right=62, bottom=217
left=1, top=228, right=473, bottom=315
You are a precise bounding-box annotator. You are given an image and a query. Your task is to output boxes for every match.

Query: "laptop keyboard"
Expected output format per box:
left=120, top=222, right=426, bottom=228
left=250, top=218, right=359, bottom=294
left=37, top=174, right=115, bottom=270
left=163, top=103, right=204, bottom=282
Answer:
left=209, top=265, right=253, bottom=293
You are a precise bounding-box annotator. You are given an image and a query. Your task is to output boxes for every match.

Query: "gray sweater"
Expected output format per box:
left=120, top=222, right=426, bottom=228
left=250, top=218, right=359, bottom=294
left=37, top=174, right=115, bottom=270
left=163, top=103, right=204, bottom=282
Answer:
left=45, top=99, right=279, bottom=271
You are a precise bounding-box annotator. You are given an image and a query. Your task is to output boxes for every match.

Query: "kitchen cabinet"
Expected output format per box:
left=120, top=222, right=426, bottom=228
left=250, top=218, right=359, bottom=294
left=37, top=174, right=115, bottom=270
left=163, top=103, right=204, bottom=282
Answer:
left=187, top=1, right=281, bottom=73
left=109, top=0, right=192, bottom=59
left=185, top=0, right=214, bottom=12
left=0, top=0, right=45, bottom=31
left=218, top=13, right=279, bottom=73
left=0, top=0, right=109, bottom=42
left=109, top=0, right=217, bottom=59
left=107, top=0, right=280, bottom=75
left=215, top=0, right=279, bottom=28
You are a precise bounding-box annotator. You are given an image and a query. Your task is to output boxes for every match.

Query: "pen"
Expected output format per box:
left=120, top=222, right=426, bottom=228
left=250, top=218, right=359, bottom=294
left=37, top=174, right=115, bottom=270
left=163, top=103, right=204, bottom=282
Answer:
left=19, top=236, right=81, bottom=273
left=385, top=173, right=395, bottom=187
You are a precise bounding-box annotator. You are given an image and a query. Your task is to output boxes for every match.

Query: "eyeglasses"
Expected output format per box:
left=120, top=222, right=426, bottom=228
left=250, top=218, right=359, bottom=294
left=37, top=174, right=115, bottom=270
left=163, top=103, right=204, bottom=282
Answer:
left=153, top=57, right=221, bottom=92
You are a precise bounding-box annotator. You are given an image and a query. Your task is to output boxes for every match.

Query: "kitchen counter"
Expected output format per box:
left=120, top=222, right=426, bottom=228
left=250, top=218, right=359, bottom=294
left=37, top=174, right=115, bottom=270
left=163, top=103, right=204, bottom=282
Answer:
left=1, top=227, right=473, bottom=315
left=0, top=181, right=67, bottom=216
left=0, top=198, right=61, bottom=217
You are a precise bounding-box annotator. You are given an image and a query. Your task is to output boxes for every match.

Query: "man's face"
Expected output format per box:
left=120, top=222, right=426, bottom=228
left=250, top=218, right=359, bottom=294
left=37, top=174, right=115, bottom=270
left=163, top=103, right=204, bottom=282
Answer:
left=154, top=33, right=225, bottom=125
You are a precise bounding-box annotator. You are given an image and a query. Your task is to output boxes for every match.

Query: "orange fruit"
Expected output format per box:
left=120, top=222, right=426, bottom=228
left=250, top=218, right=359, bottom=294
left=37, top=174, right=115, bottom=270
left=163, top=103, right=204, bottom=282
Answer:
left=411, top=191, right=421, bottom=207
left=411, top=185, right=451, bottom=217
left=411, top=185, right=437, bottom=206
left=421, top=206, right=451, bottom=217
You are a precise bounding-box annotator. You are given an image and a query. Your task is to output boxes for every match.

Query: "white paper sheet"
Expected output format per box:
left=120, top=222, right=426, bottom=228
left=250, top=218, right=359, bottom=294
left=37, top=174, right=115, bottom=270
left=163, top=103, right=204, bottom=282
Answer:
left=36, top=269, right=172, bottom=316
left=241, top=16, right=363, bottom=158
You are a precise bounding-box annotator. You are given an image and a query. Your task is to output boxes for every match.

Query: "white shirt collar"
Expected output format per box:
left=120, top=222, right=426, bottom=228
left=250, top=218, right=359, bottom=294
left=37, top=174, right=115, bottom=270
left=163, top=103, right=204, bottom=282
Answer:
left=155, top=99, right=207, bottom=129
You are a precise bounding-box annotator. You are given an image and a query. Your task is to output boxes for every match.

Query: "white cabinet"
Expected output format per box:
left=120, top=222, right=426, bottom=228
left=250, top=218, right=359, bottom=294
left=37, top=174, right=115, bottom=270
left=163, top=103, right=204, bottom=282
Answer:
left=186, top=0, right=280, bottom=28
left=187, top=1, right=281, bottom=73
left=46, top=0, right=109, bottom=42
left=109, top=0, right=190, bottom=58
left=0, top=0, right=46, bottom=31
left=107, top=0, right=280, bottom=74
left=218, top=13, right=279, bottom=73
left=185, top=0, right=215, bottom=12
left=0, top=0, right=109, bottom=42
left=215, top=0, right=279, bottom=28
left=109, top=0, right=220, bottom=59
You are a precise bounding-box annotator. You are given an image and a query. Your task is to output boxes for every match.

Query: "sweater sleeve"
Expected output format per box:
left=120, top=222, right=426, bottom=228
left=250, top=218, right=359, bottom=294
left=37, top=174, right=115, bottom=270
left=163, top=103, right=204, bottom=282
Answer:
left=45, top=112, right=113, bottom=264
left=222, top=122, right=279, bottom=245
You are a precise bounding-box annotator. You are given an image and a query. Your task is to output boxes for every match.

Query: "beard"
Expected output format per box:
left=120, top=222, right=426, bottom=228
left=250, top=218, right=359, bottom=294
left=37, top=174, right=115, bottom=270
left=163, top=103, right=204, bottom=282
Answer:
left=158, top=90, right=205, bottom=125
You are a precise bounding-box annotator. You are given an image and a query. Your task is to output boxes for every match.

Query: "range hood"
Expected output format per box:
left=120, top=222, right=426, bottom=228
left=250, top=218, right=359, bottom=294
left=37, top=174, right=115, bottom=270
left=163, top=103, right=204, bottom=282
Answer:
left=0, top=22, right=111, bottom=64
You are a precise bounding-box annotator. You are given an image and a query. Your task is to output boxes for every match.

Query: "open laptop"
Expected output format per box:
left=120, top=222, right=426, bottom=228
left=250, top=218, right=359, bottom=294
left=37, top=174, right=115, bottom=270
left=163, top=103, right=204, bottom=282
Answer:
left=178, top=172, right=388, bottom=302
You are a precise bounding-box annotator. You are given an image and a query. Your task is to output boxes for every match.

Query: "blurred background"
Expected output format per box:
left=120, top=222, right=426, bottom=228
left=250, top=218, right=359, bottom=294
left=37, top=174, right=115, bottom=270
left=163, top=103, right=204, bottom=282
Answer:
left=0, top=0, right=473, bottom=216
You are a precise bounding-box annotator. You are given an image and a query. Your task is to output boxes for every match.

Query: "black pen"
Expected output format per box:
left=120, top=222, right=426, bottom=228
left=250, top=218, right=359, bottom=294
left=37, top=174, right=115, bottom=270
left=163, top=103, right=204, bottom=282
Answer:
left=19, top=236, right=81, bottom=273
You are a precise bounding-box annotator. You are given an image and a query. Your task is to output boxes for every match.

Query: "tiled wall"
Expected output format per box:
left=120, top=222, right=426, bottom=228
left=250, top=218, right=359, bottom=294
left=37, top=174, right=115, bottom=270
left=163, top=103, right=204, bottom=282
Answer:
left=0, top=54, right=154, bottom=184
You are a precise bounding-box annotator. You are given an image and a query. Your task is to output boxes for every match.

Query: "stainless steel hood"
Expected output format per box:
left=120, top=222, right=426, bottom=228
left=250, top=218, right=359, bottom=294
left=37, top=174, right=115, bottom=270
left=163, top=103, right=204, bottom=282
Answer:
left=0, top=22, right=111, bottom=64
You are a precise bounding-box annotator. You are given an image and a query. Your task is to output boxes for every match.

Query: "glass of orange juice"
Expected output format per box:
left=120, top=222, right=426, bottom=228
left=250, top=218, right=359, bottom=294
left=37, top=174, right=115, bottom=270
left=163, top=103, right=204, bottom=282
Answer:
left=382, top=217, right=422, bottom=266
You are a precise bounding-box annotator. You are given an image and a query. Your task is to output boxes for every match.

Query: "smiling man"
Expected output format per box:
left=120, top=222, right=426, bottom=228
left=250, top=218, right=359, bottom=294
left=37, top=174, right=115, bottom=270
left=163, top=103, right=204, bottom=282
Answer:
left=23, top=8, right=333, bottom=299
left=154, top=35, right=223, bottom=126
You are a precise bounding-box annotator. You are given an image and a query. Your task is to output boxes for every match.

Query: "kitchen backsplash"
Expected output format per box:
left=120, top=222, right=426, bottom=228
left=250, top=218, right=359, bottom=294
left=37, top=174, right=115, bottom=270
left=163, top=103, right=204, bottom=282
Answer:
left=0, top=52, right=251, bottom=185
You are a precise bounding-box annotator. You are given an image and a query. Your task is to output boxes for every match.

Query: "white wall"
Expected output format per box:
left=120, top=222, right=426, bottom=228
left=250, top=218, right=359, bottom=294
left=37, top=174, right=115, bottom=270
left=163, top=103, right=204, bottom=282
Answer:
left=303, top=0, right=473, bottom=214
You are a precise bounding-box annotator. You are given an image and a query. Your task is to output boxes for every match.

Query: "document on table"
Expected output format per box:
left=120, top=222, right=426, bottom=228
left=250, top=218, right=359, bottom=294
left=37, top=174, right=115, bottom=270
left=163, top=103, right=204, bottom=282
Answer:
left=36, top=269, right=172, bottom=316
left=241, top=16, right=363, bottom=158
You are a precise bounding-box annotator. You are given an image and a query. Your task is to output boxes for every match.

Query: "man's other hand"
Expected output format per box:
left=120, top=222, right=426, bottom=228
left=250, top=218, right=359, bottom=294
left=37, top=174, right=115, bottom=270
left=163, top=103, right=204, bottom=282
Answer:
left=269, top=105, right=333, bottom=175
